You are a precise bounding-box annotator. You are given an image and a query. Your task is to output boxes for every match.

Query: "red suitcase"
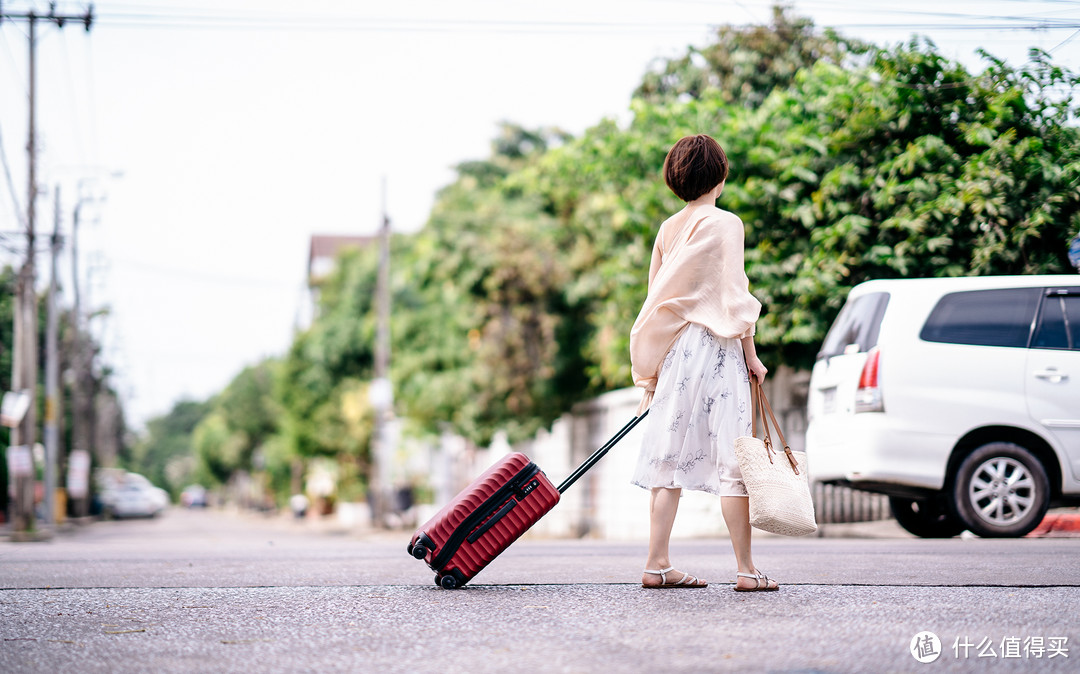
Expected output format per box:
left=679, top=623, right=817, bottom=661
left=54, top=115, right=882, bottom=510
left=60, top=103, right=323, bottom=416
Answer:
left=408, top=413, right=647, bottom=589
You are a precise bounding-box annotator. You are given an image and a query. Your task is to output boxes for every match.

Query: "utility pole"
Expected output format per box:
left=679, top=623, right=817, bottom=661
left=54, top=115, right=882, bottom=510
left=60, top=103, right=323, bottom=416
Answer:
left=369, top=178, right=393, bottom=527
left=3, top=3, right=94, bottom=538
left=44, top=187, right=61, bottom=527
left=69, top=185, right=96, bottom=519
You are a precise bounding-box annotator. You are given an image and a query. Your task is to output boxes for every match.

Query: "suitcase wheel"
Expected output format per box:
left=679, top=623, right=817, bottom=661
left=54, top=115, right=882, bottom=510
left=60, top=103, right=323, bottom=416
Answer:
left=409, top=532, right=435, bottom=561
left=436, top=569, right=464, bottom=590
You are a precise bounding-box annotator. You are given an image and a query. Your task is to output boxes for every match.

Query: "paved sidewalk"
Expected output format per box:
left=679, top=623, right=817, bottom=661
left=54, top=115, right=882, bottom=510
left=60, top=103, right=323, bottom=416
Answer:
left=2, top=509, right=1079, bottom=674
left=229, top=503, right=1080, bottom=542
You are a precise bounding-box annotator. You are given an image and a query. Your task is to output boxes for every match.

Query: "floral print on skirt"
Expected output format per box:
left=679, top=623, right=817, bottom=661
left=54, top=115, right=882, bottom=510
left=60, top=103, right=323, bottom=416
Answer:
left=631, top=323, right=752, bottom=497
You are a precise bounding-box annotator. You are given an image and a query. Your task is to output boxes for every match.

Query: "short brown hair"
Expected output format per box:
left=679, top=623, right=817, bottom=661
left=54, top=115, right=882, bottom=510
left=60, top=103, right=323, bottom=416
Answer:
left=662, top=134, right=729, bottom=202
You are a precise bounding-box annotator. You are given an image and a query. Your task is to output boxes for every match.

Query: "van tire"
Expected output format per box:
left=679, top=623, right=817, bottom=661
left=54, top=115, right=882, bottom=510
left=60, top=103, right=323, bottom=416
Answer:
left=950, top=442, right=1050, bottom=538
left=889, top=496, right=966, bottom=538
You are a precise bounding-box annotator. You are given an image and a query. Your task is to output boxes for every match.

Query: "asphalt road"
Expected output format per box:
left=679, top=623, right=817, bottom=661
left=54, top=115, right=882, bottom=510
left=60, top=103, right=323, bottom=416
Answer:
left=2, top=508, right=1078, bottom=673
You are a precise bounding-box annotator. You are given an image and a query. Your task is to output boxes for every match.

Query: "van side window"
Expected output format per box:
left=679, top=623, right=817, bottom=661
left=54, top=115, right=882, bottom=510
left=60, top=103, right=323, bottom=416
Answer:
left=1032, top=290, right=1080, bottom=351
left=920, top=288, right=1040, bottom=348
left=818, top=292, right=890, bottom=359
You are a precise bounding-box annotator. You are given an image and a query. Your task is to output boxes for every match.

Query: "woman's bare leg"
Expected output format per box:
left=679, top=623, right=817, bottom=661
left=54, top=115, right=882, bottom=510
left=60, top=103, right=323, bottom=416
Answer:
left=721, top=496, right=754, bottom=573
left=722, top=495, right=777, bottom=589
left=646, top=487, right=680, bottom=567
left=642, top=487, right=704, bottom=586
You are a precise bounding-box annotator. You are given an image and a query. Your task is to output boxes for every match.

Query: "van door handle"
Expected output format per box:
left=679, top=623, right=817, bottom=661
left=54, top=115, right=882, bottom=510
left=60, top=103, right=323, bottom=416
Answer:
left=1034, top=369, right=1068, bottom=384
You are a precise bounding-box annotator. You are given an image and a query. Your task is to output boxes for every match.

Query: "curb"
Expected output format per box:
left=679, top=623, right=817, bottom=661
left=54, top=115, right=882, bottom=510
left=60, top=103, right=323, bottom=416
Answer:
left=1027, top=512, right=1080, bottom=538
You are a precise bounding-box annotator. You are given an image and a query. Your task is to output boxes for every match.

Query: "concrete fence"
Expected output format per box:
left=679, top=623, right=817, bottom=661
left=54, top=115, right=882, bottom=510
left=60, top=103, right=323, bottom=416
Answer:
left=411, top=366, right=893, bottom=540
left=813, top=482, right=891, bottom=524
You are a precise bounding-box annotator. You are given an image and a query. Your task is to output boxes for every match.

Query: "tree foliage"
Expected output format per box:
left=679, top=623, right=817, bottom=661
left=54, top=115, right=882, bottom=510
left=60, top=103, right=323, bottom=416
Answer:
left=272, top=247, right=381, bottom=495
left=635, top=5, right=868, bottom=108
left=0, top=266, right=16, bottom=452
left=174, top=8, right=1080, bottom=494
left=129, top=398, right=213, bottom=492
left=2, top=265, right=125, bottom=509
left=723, top=42, right=1080, bottom=364
left=192, top=360, right=282, bottom=483
left=393, top=10, right=1078, bottom=441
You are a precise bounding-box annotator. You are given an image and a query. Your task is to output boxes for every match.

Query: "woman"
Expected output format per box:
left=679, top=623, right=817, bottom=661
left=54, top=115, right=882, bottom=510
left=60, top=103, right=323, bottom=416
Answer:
left=629, top=134, right=777, bottom=592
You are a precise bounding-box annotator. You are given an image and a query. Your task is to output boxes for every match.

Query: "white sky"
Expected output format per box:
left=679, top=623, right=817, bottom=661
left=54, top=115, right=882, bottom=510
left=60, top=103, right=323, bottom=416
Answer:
left=2, top=0, right=1078, bottom=430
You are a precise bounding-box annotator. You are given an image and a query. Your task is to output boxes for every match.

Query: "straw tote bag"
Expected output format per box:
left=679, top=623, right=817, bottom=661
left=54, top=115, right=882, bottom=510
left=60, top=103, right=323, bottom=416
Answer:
left=733, top=379, right=817, bottom=536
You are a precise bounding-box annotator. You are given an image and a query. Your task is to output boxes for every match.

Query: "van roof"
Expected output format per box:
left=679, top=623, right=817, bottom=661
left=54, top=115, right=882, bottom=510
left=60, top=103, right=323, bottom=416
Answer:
left=850, top=275, right=1080, bottom=297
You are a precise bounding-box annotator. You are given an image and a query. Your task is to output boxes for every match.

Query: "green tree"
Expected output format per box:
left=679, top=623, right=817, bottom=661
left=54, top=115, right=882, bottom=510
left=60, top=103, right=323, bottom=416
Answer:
left=393, top=124, right=583, bottom=444
left=521, top=31, right=1080, bottom=379
left=127, top=399, right=212, bottom=495
left=719, top=43, right=1080, bottom=366
left=369, top=21, right=1079, bottom=445
left=0, top=267, right=15, bottom=449
left=278, top=247, right=378, bottom=461
left=0, top=266, right=15, bottom=513
left=634, top=5, right=868, bottom=107
left=195, top=9, right=1080, bottom=484
left=1, top=265, right=128, bottom=510
left=191, top=359, right=283, bottom=487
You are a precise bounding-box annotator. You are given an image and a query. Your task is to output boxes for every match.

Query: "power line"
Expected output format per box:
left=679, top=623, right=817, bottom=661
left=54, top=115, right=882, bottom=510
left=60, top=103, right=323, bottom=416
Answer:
left=828, top=22, right=1080, bottom=30
left=50, top=3, right=1073, bottom=37
left=86, top=10, right=722, bottom=34
left=1051, top=27, right=1080, bottom=52
left=7, top=1, right=1078, bottom=37
left=112, top=255, right=300, bottom=289
left=728, top=0, right=1080, bottom=31
left=0, top=124, right=25, bottom=229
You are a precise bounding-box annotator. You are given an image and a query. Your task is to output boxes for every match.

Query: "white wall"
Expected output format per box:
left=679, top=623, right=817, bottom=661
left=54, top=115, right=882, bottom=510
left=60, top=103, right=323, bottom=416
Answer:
left=415, top=367, right=811, bottom=542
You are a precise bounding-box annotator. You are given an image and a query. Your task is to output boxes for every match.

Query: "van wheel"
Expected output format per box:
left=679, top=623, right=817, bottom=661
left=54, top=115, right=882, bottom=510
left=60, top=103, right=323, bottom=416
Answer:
left=950, top=442, right=1050, bottom=538
left=889, top=496, right=965, bottom=538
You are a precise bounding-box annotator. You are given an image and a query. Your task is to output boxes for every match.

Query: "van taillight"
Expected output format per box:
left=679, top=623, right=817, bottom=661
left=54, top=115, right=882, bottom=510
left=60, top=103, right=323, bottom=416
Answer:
left=855, top=347, right=884, bottom=413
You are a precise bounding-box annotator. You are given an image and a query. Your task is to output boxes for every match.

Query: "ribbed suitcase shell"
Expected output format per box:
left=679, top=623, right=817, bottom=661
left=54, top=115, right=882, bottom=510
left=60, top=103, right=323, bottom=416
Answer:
left=408, top=452, right=560, bottom=588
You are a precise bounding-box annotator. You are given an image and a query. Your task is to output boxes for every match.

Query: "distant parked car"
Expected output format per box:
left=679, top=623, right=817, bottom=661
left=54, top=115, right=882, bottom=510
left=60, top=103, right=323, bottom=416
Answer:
left=181, top=484, right=208, bottom=508
left=806, top=275, right=1080, bottom=538
left=99, top=472, right=169, bottom=519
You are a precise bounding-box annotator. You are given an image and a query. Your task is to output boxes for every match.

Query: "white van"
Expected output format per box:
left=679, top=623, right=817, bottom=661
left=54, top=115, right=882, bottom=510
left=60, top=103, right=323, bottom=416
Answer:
left=806, top=276, right=1080, bottom=537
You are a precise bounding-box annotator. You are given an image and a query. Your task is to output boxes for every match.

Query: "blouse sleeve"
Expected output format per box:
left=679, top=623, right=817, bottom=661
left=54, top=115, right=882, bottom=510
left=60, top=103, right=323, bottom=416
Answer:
left=646, top=225, right=664, bottom=290
left=712, top=213, right=761, bottom=339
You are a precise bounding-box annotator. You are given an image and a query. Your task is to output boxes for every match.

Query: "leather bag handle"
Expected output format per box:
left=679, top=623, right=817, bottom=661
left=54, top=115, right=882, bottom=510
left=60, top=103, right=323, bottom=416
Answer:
left=749, top=377, right=800, bottom=475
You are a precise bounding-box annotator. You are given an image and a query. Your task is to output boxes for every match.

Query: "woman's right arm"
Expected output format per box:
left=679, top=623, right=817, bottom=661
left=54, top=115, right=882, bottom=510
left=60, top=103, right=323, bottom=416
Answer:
left=741, top=334, right=768, bottom=382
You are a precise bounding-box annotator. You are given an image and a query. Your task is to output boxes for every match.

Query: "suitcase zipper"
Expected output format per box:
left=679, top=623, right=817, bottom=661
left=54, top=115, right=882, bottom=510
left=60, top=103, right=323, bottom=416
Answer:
left=467, top=498, right=518, bottom=543
left=430, top=461, right=540, bottom=571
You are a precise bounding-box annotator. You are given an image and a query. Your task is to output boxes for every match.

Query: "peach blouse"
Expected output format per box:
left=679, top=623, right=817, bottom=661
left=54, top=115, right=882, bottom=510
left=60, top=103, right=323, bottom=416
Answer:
left=629, top=204, right=761, bottom=413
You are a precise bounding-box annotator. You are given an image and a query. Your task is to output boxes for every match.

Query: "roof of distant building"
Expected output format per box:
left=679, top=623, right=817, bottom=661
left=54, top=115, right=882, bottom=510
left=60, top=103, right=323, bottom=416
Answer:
left=307, top=234, right=375, bottom=283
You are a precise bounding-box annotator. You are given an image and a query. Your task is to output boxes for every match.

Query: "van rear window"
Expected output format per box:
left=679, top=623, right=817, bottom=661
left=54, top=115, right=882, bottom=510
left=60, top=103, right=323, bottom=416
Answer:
left=920, top=288, right=1040, bottom=348
left=1031, top=289, right=1080, bottom=351
left=818, top=292, right=890, bottom=360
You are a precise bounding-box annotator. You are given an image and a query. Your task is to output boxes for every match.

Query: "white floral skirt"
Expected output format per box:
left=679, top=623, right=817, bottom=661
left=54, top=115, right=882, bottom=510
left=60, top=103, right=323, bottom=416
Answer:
left=631, top=323, right=752, bottom=497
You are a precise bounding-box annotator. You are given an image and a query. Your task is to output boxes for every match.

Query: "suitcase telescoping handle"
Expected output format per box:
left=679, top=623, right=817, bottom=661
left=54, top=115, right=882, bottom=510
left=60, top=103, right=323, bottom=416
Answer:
left=556, top=410, right=650, bottom=494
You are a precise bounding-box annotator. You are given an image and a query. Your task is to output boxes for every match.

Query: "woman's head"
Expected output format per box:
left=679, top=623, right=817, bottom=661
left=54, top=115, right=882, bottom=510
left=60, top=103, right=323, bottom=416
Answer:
left=663, top=134, right=729, bottom=202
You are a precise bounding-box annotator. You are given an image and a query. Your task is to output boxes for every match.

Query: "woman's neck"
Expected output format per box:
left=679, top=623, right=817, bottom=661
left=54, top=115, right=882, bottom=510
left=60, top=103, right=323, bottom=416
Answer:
left=687, top=194, right=716, bottom=209
left=687, top=182, right=723, bottom=210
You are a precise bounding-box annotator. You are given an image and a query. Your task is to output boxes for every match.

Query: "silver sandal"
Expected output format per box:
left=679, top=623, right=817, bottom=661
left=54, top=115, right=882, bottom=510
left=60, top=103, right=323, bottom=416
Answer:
left=642, top=566, right=708, bottom=589
left=734, top=570, right=779, bottom=592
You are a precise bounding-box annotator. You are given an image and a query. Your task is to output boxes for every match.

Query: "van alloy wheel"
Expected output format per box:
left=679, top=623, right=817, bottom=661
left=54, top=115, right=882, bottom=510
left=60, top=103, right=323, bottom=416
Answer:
left=951, top=442, right=1050, bottom=538
left=969, top=458, right=1033, bottom=525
